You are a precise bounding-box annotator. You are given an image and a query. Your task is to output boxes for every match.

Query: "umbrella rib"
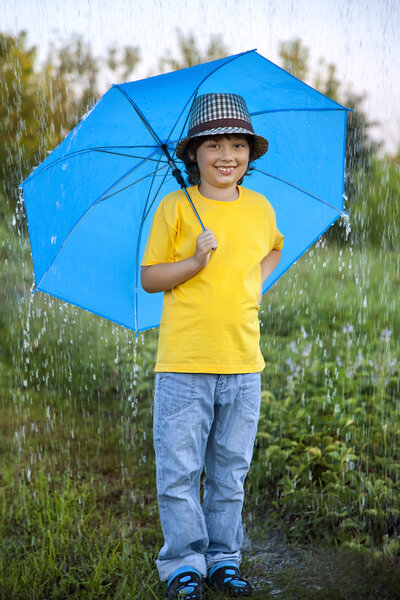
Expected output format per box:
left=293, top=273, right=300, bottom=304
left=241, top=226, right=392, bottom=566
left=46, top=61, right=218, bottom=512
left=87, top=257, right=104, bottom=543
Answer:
left=93, top=148, right=168, bottom=162
left=23, top=146, right=166, bottom=183
left=253, top=168, right=345, bottom=213
left=141, top=167, right=172, bottom=225
left=94, top=164, right=169, bottom=204
left=133, top=155, right=172, bottom=332
left=250, top=107, right=350, bottom=116
left=92, top=152, right=166, bottom=204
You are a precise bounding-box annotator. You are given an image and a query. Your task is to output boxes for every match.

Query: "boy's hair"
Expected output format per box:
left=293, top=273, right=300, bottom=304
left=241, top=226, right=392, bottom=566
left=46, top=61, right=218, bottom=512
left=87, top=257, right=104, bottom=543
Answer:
left=180, top=134, right=256, bottom=186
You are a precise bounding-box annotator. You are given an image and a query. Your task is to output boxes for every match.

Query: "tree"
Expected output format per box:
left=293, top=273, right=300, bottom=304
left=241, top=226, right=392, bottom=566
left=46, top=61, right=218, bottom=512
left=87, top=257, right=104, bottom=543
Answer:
left=0, top=32, right=42, bottom=211
left=106, top=45, right=141, bottom=82
left=314, top=58, right=341, bottom=103
left=342, top=91, right=380, bottom=174
left=0, top=32, right=140, bottom=218
left=41, top=36, right=101, bottom=142
left=159, top=29, right=228, bottom=72
left=278, top=38, right=309, bottom=81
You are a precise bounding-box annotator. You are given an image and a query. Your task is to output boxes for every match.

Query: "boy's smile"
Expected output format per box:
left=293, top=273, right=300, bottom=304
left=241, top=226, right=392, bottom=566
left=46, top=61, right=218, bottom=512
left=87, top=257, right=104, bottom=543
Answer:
left=215, top=166, right=235, bottom=175
left=192, top=136, right=250, bottom=200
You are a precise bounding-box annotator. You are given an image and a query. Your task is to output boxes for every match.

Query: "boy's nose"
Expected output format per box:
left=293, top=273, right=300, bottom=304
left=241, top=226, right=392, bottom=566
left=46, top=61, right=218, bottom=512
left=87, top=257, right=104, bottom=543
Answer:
left=220, top=147, right=234, bottom=161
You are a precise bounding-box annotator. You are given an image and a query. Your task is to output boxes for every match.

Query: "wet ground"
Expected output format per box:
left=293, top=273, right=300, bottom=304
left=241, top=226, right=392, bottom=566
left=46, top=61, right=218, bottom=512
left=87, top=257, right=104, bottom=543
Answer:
left=243, top=529, right=304, bottom=596
left=242, top=529, right=400, bottom=600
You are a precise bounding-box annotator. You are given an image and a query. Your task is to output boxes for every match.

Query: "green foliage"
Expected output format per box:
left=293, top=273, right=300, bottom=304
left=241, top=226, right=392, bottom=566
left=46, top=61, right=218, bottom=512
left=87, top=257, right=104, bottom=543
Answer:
left=350, top=157, right=400, bottom=249
left=247, top=245, right=400, bottom=548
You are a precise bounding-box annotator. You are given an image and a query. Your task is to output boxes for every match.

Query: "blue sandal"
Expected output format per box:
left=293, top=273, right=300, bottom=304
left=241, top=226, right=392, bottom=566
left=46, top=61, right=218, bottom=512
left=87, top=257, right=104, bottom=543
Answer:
left=167, top=566, right=205, bottom=599
left=207, top=561, right=253, bottom=597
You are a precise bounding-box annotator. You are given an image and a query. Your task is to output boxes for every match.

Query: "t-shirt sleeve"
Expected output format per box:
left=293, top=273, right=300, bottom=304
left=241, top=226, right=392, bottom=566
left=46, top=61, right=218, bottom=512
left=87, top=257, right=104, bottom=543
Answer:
left=273, top=226, right=284, bottom=251
left=267, top=202, right=284, bottom=251
left=141, top=198, right=177, bottom=266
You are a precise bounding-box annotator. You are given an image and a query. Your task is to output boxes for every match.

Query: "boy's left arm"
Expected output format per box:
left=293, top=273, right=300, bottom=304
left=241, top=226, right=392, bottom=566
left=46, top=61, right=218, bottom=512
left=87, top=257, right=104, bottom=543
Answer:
left=259, top=249, right=281, bottom=303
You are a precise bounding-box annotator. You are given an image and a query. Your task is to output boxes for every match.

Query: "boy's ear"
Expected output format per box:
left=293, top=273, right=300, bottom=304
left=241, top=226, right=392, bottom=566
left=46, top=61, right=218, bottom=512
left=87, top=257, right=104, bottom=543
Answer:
left=188, top=150, right=196, bottom=162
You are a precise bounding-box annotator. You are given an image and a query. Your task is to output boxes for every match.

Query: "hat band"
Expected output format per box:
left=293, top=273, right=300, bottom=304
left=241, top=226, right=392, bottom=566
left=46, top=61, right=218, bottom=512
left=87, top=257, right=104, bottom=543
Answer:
left=189, top=118, right=254, bottom=136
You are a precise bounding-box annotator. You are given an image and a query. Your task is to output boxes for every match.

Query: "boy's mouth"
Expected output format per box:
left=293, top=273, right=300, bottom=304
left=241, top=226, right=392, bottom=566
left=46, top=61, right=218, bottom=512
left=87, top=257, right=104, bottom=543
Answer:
left=215, top=166, right=235, bottom=175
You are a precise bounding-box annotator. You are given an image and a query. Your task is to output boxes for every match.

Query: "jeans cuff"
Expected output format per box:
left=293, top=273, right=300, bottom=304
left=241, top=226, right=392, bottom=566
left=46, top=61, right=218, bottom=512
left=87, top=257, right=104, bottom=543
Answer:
left=205, top=550, right=242, bottom=572
left=157, top=555, right=207, bottom=582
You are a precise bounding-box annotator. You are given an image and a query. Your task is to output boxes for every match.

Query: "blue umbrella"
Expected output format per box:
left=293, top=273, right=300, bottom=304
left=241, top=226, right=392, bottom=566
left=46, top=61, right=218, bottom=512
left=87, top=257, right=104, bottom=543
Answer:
left=21, top=49, right=349, bottom=333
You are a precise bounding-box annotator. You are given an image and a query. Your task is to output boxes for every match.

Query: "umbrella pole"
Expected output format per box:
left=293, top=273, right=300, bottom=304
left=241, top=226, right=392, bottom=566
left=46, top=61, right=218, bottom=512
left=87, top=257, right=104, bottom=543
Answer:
left=161, top=144, right=205, bottom=231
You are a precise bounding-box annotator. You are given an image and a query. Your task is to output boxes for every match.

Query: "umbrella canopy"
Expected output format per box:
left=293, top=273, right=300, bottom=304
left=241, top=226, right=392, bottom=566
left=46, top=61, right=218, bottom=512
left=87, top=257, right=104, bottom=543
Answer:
left=21, top=49, right=349, bottom=333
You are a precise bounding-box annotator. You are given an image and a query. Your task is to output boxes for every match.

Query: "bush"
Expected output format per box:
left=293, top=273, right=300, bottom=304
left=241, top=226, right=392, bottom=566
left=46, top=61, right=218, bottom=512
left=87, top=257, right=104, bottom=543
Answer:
left=330, top=157, right=400, bottom=249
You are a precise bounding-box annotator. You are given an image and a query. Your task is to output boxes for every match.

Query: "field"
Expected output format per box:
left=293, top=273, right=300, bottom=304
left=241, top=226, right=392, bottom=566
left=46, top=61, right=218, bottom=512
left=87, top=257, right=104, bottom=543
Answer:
left=1, top=219, right=400, bottom=598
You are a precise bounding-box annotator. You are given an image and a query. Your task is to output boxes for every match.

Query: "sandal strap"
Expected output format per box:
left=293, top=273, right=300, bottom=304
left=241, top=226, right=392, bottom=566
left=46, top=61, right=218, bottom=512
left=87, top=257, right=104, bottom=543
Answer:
left=208, top=561, right=253, bottom=597
left=167, top=566, right=204, bottom=599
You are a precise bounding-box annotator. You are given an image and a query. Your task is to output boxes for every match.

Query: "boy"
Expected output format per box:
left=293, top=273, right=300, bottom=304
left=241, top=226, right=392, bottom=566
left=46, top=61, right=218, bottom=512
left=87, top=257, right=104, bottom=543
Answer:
left=141, top=93, right=283, bottom=599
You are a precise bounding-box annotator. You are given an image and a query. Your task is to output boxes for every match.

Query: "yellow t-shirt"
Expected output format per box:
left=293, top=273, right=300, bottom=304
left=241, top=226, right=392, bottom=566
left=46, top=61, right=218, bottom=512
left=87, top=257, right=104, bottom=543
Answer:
left=141, top=185, right=283, bottom=373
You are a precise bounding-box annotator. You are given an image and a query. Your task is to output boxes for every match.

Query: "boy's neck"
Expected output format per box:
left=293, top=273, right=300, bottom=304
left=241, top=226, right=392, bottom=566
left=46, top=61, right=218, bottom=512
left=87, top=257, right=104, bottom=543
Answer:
left=198, top=182, right=239, bottom=202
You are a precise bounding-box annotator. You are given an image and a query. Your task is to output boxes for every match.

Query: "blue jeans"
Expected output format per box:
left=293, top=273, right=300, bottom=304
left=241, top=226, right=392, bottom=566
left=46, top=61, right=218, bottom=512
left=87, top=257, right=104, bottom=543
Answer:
left=153, top=372, right=261, bottom=582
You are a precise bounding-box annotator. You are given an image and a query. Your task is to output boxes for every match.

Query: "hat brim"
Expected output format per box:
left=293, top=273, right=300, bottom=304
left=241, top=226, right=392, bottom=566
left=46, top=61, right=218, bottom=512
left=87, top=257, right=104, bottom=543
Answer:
left=175, top=128, right=268, bottom=161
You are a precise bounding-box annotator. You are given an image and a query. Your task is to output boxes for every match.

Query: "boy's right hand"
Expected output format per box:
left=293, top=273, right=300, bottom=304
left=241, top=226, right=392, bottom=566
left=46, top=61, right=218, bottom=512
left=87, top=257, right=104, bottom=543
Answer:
left=193, top=228, right=218, bottom=268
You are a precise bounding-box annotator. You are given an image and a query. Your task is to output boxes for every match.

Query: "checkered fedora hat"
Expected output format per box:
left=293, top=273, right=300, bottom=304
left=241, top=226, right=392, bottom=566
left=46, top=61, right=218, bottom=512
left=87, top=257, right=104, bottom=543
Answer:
left=175, top=93, right=268, bottom=160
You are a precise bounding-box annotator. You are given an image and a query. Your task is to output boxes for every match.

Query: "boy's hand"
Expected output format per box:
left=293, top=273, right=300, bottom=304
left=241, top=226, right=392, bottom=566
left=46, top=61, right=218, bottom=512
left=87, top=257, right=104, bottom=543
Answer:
left=193, top=228, right=218, bottom=268
left=141, top=229, right=218, bottom=293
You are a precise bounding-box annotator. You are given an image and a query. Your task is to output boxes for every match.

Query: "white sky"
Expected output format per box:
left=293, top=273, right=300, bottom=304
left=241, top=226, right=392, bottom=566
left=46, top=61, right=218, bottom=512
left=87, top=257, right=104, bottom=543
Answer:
left=3, top=0, right=400, bottom=153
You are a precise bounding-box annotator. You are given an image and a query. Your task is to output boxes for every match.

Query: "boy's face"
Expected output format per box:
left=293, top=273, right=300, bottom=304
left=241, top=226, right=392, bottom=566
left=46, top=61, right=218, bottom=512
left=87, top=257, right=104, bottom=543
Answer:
left=191, top=135, right=250, bottom=192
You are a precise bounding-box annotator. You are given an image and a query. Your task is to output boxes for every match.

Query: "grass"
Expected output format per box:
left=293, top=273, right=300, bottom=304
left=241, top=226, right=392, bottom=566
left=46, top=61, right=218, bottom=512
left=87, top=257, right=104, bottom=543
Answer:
left=0, top=470, right=164, bottom=599
left=1, top=216, right=400, bottom=597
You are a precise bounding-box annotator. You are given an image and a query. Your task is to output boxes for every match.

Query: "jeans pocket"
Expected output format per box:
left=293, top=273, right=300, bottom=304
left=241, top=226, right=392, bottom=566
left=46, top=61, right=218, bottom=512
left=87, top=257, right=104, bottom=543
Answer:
left=156, top=372, right=197, bottom=419
left=240, top=372, right=261, bottom=413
